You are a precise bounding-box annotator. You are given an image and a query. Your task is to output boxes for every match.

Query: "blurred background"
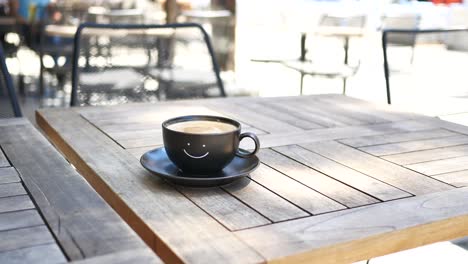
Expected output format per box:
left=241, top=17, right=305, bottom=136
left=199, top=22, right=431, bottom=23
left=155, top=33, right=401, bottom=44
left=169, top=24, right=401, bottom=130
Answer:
left=2, top=0, right=468, bottom=120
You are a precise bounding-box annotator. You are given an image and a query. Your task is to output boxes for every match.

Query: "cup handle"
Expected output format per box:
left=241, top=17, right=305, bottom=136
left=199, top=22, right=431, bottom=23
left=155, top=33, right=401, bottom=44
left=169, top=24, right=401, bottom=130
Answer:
left=236, top=132, right=260, bottom=158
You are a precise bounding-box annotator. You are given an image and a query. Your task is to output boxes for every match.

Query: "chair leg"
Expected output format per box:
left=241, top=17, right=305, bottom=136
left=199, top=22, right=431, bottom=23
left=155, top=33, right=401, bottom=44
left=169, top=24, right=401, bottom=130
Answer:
left=342, top=78, right=347, bottom=95
left=39, top=56, right=44, bottom=96
left=18, top=74, right=24, bottom=95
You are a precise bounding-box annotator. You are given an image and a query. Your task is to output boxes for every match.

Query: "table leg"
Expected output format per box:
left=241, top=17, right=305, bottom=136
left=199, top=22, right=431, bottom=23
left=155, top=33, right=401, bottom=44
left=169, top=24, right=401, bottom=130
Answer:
left=300, top=33, right=307, bottom=62
left=344, top=36, right=349, bottom=65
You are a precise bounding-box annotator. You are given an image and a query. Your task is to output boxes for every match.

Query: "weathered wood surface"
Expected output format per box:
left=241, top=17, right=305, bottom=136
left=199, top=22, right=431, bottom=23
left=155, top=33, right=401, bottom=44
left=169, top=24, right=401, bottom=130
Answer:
left=37, top=110, right=264, bottom=263
left=0, top=149, right=8, bottom=168
left=0, top=243, right=66, bottom=264
left=236, top=186, right=468, bottom=264
left=36, top=94, right=468, bottom=263
left=0, top=167, right=20, bottom=184
left=0, top=118, right=161, bottom=263
left=71, top=248, right=161, bottom=264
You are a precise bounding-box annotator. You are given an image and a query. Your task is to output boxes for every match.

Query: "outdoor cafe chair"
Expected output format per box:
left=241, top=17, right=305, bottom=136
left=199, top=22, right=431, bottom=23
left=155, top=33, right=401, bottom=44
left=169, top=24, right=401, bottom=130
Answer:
left=0, top=43, right=21, bottom=117
left=380, top=14, right=421, bottom=65
left=382, top=27, right=468, bottom=104
left=71, top=22, right=226, bottom=106
left=284, top=13, right=366, bottom=95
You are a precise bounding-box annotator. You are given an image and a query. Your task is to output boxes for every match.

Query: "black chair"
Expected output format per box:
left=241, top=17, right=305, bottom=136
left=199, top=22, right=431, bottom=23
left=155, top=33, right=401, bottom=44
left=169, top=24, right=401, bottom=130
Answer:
left=0, top=43, right=21, bottom=117
left=38, top=6, right=86, bottom=95
left=381, top=14, right=421, bottom=64
left=382, top=27, right=468, bottom=104
left=71, top=22, right=226, bottom=106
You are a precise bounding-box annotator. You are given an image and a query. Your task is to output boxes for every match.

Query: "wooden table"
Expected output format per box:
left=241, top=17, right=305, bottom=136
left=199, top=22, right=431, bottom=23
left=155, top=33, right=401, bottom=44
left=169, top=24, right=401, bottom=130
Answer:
left=36, top=94, right=468, bottom=263
left=0, top=118, right=161, bottom=263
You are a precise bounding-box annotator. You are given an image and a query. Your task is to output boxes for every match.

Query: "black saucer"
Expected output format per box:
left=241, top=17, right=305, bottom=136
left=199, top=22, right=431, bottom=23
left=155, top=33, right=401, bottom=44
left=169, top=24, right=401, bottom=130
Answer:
left=140, top=147, right=260, bottom=187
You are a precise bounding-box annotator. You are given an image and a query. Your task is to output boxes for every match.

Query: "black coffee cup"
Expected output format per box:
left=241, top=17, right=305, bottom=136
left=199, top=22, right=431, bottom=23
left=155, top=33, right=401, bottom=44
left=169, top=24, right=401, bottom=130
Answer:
left=162, top=115, right=260, bottom=174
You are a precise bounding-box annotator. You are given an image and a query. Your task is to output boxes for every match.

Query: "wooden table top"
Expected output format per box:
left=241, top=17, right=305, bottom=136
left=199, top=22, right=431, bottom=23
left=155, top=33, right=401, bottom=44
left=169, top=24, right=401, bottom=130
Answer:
left=0, top=118, right=161, bottom=263
left=36, top=94, right=468, bottom=263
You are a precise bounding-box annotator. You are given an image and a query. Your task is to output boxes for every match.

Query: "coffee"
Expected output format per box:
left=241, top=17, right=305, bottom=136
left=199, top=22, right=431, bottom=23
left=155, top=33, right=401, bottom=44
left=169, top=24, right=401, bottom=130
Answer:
left=167, top=120, right=237, bottom=134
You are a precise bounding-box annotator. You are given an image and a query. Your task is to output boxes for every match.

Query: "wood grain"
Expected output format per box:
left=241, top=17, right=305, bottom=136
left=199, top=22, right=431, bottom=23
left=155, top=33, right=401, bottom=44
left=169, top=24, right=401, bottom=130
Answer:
left=359, top=135, right=468, bottom=156
left=0, top=183, right=26, bottom=198
left=0, top=210, right=43, bottom=232
left=0, top=195, right=34, bottom=213
left=0, top=168, right=20, bottom=184
left=37, top=109, right=264, bottom=263
left=249, top=164, right=346, bottom=214
left=407, top=156, right=468, bottom=176
left=301, top=141, right=453, bottom=195
left=381, top=144, right=468, bottom=165
left=0, top=149, right=8, bottom=167
left=223, top=177, right=309, bottom=222
left=239, top=102, right=324, bottom=130
left=432, top=170, right=468, bottom=187
left=258, top=120, right=436, bottom=149
left=340, top=129, right=458, bottom=148
left=208, top=100, right=304, bottom=133
left=274, top=145, right=411, bottom=201
left=236, top=187, right=468, bottom=263
left=71, top=248, right=160, bottom=264
left=0, top=243, right=66, bottom=264
left=178, top=186, right=271, bottom=231
left=0, top=121, right=157, bottom=261
left=0, top=225, right=55, bottom=253
left=259, top=149, right=379, bottom=208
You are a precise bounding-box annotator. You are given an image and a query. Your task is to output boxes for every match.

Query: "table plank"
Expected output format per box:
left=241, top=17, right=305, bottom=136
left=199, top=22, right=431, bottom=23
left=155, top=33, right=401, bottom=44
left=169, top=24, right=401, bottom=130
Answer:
left=301, top=141, right=453, bottom=195
left=259, top=149, right=379, bottom=208
left=359, top=135, right=468, bottom=156
left=208, top=100, right=304, bottom=133
left=258, top=120, right=436, bottom=149
left=274, top=145, right=411, bottom=201
left=223, top=177, right=309, bottom=222
left=0, top=195, right=35, bottom=213
left=0, top=183, right=27, bottom=198
left=238, top=102, right=324, bottom=130
left=340, top=129, right=459, bottom=148
left=0, top=168, right=20, bottom=184
left=0, top=121, right=156, bottom=261
left=407, top=156, right=468, bottom=176
left=0, top=243, right=66, bottom=264
left=235, top=187, right=468, bottom=263
left=0, top=149, right=8, bottom=168
left=261, top=100, right=351, bottom=127
left=0, top=225, right=55, bottom=253
left=249, top=164, right=346, bottom=214
left=381, top=144, right=468, bottom=165
left=71, top=248, right=160, bottom=264
left=178, top=186, right=271, bottom=231
left=0, top=210, right=43, bottom=232
left=432, top=170, right=468, bottom=187
left=37, top=109, right=264, bottom=263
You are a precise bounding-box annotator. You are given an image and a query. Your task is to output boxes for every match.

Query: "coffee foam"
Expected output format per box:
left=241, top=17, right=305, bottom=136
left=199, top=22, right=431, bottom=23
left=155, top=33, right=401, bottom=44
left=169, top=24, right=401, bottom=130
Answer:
left=167, top=120, right=237, bottom=134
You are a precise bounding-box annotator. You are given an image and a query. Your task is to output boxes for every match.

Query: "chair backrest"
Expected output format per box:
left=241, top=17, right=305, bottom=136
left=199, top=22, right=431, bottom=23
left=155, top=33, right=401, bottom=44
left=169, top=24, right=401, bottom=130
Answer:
left=0, top=43, right=21, bottom=117
left=319, top=14, right=367, bottom=28
left=381, top=14, right=421, bottom=46
left=71, top=22, right=226, bottom=106
left=382, top=27, right=468, bottom=105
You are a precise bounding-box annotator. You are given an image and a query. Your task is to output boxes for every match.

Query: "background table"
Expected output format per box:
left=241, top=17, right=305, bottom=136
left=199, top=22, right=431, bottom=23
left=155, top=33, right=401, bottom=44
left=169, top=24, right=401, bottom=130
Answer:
left=37, top=94, right=468, bottom=263
left=0, top=118, right=161, bottom=263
